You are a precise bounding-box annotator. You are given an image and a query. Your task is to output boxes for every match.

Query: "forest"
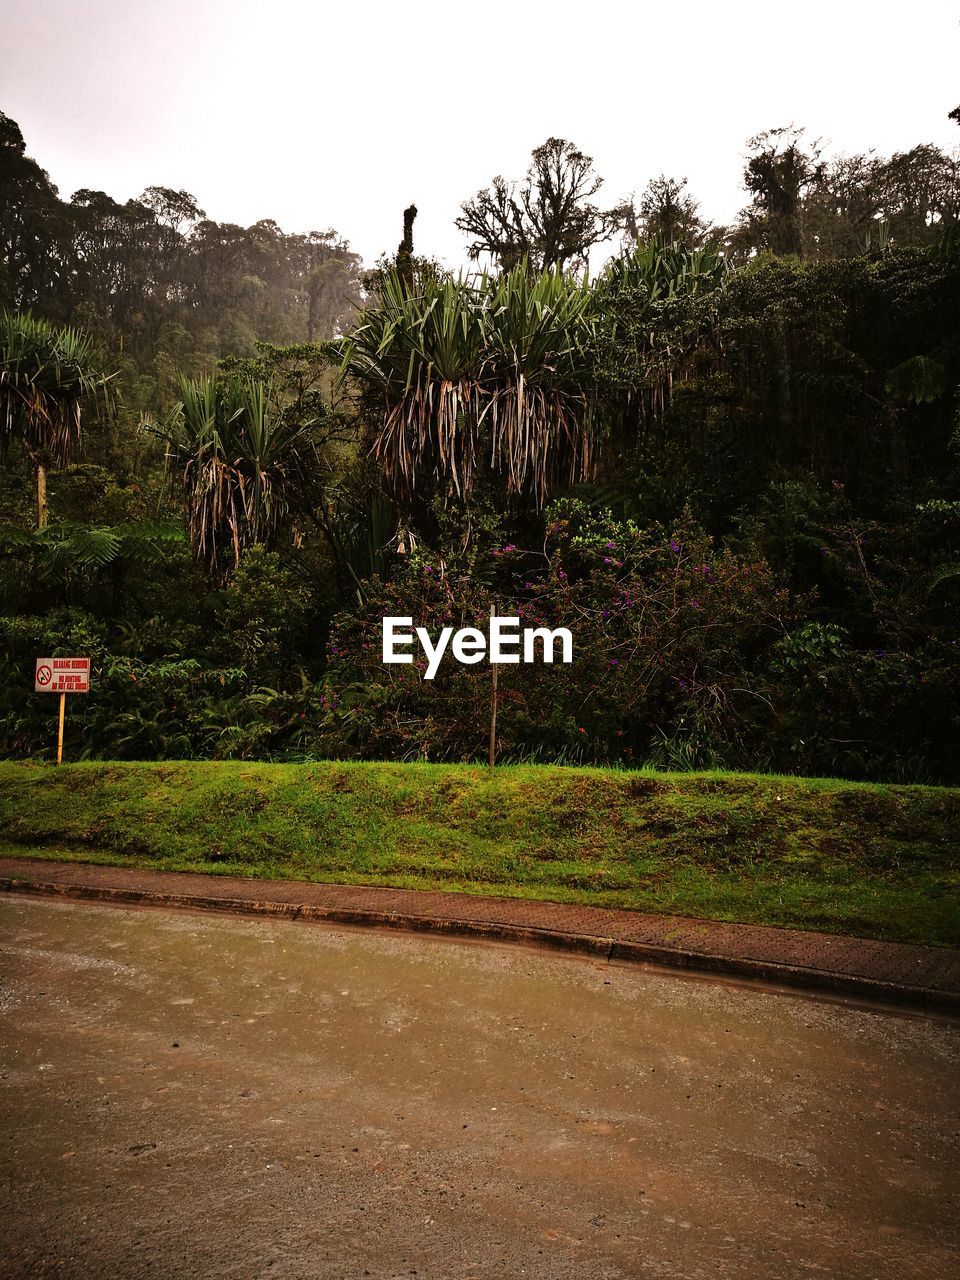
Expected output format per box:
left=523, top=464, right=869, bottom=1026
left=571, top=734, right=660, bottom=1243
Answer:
left=2, top=112, right=959, bottom=783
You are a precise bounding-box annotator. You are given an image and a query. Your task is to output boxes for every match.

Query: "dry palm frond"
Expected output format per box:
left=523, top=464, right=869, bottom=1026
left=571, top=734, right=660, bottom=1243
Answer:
left=0, top=310, right=113, bottom=463
left=481, top=266, right=596, bottom=505
left=336, top=266, right=598, bottom=507
left=150, top=374, right=314, bottom=580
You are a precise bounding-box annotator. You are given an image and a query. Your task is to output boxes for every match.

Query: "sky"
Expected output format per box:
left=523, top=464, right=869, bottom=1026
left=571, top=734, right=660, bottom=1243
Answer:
left=2, top=0, right=959, bottom=271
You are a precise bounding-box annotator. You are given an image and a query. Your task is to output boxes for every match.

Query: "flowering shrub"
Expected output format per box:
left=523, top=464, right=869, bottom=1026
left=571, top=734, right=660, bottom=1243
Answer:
left=318, top=505, right=789, bottom=763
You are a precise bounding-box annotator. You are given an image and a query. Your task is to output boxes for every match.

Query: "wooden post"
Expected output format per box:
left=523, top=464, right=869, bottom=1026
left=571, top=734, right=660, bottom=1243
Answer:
left=57, top=692, right=66, bottom=765
left=37, top=464, right=48, bottom=529
left=488, top=602, right=498, bottom=768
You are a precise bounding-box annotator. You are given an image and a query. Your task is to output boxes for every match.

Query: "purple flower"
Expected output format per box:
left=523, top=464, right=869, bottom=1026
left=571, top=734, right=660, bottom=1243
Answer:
left=691, top=600, right=701, bottom=609
left=425, top=565, right=433, bottom=574
left=606, top=541, right=616, bottom=550
left=609, top=658, right=618, bottom=666
left=670, top=540, right=680, bottom=554
left=603, top=557, right=612, bottom=564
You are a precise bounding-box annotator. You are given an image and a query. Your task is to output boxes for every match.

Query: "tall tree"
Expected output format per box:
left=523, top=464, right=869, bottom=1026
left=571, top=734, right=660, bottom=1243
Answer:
left=735, top=126, right=823, bottom=258
left=0, top=311, right=113, bottom=527
left=871, top=144, right=960, bottom=245
left=621, top=175, right=710, bottom=248
left=0, top=113, right=68, bottom=314
left=456, top=138, right=622, bottom=273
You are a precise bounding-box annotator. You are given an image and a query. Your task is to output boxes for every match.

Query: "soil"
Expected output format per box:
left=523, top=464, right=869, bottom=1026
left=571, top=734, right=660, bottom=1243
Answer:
left=1, top=896, right=958, bottom=1279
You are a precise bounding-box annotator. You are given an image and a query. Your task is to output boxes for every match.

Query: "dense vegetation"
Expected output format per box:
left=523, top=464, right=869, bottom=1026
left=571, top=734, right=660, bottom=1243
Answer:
left=1, top=760, right=957, bottom=946
left=2, top=112, right=959, bottom=783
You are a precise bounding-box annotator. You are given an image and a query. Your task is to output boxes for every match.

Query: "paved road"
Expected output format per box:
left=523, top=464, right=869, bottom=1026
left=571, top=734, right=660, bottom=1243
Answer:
left=1, top=898, right=958, bottom=1280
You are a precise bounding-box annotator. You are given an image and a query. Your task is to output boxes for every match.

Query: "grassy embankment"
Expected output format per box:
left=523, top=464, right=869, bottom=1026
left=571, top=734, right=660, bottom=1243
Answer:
left=0, top=760, right=957, bottom=947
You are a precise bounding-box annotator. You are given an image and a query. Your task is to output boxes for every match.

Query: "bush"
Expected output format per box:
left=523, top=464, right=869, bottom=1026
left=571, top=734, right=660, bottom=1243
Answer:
left=319, top=505, right=789, bottom=765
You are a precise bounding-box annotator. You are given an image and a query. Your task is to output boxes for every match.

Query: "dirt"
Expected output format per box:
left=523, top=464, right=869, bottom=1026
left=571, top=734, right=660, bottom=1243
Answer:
left=1, top=896, right=958, bottom=1279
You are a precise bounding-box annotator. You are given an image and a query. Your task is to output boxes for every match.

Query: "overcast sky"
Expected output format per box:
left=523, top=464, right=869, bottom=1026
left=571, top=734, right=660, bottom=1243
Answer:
left=3, top=0, right=959, bottom=270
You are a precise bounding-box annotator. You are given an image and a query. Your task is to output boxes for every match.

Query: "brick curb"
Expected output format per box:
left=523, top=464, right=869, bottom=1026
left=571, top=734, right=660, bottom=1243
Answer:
left=2, top=857, right=958, bottom=1015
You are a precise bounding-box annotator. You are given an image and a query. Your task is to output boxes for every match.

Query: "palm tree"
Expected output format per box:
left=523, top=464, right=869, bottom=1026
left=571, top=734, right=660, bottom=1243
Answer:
left=481, top=266, right=597, bottom=502
left=0, top=311, right=113, bottom=527
left=337, top=272, right=486, bottom=500
left=152, top=374, right=315, bottom=581
left=336, top=265, right=597, bottom=507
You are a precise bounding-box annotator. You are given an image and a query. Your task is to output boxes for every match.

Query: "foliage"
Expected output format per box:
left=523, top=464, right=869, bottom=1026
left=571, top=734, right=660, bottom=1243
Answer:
left=337, top=266, right=598, bottom=508
left=150, top=374, right=316, bottom=580
left=0, top=519, right=184, bottom=589
left=320, top=507, right=788, bottom=765
left=1, top=114, right=959, bottom=785
left=455, top=138, right=624, bottom=273
left=1, top=111, right=363, bottom=420
left=0, top=309, right=113, bottom=467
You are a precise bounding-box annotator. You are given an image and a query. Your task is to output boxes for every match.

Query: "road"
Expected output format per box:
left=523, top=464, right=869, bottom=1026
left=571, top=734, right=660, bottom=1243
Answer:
left=1, top=896, right=958, bottom=1279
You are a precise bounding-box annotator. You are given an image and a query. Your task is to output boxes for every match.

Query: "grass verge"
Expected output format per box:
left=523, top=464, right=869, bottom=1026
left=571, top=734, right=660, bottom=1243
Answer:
left=0, top=760, right=957, bottom=947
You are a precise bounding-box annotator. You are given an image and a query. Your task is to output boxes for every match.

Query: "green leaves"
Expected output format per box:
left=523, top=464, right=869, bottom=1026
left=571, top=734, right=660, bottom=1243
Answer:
left=336, top=265, right=598, bottom=506
left=0, top=310, right=114, bottom=464
left=0, top=520, right=184, bottom=585
left=884, top=355, right=947, bottom=405
left=150, top=375, right=314, bottom=580
left=602, top=239, right=727, bottom=303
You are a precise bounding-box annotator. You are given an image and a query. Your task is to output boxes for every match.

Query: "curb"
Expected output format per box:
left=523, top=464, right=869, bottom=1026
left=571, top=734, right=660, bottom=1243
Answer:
left=2, top=872, right=957, bottom=1016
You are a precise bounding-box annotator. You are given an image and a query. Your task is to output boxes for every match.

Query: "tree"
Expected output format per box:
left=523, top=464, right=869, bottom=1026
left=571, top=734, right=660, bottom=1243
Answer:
left=621, top=175, right=710, bottom=248
left=299, top=230, right=364, bottom=341
left=337, top=267, right=597, bottom=508
left=734, top=126, right=823, bottom=258
left=362, top=205, right=446, bottom=299
left=151, top=374, right=316, bottom=581
left=871, top=144, right=960, bottom=245
left=0, top=113, right=68, bottom=314
left=456, top=138, right=622, bottom=273
left=0, top=311, right=113, bottom=527
left=800, top=151, right=883, bottom=258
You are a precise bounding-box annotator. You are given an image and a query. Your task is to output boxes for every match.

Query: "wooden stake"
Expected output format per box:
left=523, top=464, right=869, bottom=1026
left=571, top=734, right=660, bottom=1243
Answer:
left=488, top=602, right=498, bottom=768
left=57, top=692, right=66, bottom=765
left=37, top=463, right=48, bottom=529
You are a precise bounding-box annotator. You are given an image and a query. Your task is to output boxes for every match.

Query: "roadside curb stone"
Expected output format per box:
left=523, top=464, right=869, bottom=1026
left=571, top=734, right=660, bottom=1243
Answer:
left=2, top=856, right=958, bottom=1014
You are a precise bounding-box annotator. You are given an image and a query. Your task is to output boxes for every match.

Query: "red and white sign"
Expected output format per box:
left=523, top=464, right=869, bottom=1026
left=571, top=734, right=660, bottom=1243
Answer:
left=35, top=657, right=90, bottom=694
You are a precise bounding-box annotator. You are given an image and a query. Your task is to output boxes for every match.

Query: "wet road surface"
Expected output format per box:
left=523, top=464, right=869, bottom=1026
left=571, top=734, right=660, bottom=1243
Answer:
left=1, top=896, right=958, bottom=1279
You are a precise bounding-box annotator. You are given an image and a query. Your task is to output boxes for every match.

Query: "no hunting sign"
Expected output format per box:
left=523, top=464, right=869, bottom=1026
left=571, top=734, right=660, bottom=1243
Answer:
left=35, top=657, right=90, bottom=694
left=35, top=657, right=91, bottom=763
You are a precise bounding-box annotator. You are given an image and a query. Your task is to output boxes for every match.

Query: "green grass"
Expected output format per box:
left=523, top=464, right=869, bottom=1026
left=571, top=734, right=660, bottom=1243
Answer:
left=0, top=760, right=957, bottom=947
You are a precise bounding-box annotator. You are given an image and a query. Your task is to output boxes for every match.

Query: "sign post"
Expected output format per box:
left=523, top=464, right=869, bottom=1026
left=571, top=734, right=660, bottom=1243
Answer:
left=35, top=658, right=90, bottom=764
left=488, top=602, right=498, bottom=768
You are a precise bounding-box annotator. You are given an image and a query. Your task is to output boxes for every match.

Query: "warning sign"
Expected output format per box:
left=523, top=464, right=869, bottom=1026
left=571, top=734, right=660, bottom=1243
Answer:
left=35, top=657, right=90, bottom=694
